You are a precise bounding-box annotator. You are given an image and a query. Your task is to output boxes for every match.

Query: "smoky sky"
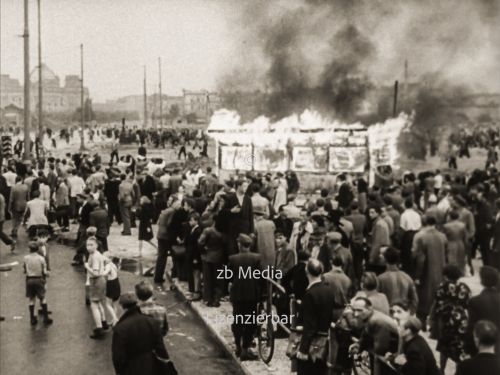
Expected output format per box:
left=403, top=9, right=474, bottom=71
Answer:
left=218, top=0, right=500, bottom=120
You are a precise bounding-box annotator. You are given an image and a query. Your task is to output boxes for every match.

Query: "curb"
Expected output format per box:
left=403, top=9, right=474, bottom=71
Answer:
left=171, top=280, right=256, bottom=375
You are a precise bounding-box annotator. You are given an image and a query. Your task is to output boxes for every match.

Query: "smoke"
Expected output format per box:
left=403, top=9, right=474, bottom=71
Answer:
left=218, top=0, right=500, bottom=121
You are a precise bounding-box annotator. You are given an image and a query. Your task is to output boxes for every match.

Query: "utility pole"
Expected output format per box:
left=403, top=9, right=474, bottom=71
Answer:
left=23, top=0, right=31, bottom=161
left=80, top=43, right=85, bottom=151
left=158, top=57, right=163, bottom=128
left=37, top=0, right=42, bottom=141
left=143, top=65, right=147, bottom=128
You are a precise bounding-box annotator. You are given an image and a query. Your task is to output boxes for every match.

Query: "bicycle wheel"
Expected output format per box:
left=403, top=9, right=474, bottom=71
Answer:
left=257, top=303, right=275, bottom=364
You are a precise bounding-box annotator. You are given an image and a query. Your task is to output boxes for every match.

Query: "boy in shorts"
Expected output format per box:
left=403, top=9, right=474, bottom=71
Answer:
left=24, top=242, right=53, bottom=326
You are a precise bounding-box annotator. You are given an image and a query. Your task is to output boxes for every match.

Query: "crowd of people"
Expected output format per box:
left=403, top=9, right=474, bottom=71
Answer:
left=1, top=137, right=499, bottom=375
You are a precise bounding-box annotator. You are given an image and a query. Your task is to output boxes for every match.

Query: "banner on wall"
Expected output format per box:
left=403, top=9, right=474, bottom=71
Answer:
left=290, top=146, right=328, bottom=172
left=219, top=145, right=253, bottom=171
left=253, top=147, right=288, bottom=171
left=328, top=147, right=367, bottom=172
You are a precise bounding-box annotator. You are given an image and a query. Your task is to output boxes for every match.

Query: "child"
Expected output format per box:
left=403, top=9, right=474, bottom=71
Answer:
left=103, top=255, right=121, bottom=325
left=84, top=237, right=109, bottom=339
left=24, top=241, right=53, bottom=326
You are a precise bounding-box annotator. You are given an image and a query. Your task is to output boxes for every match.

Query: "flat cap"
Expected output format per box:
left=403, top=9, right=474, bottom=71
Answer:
left=237, top=233, right=253, bottom=247
left=119, top=292, right=138, bottom=308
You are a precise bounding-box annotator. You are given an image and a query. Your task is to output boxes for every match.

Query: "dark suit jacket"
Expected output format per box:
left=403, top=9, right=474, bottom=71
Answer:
left=228, top=252, right=262, bottom=303
left=112, top=306, right=168, bottom=375
left=89, top=208, right=110, bottom=237
left=466, top=287, right=500, bottom=354
left=299, top=281, right=344, bottom=354
left=224, top=193, right=254, bottom=235
left=282, top=262, right=309, bottom=302
left=456, top=353, right=500, bottom=375
left=401, top=335, right=440, bottom=375
left=9, top=183, right=29, bottom=212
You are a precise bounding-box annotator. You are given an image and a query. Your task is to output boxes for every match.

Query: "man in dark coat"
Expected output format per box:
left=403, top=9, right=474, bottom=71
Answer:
left=397, top=316, right=440, bottom=375
left=465, top=266, right=500, bottom=356
left=457, top=320, right=500, bottom=375
left=89, top=200, right=110, bottom=251
left=228, top=233, right=261, bottom=360
left=412, top=216, right=447, bottom=325
left=223, top=179, right=254, bottom=255
left=112, top=292, right=169, bottom=375
left=296, top=259, right=344, bottom=375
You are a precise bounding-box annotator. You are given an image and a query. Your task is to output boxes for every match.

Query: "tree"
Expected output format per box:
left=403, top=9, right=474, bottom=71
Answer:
left=186, top=112, right=197, bottom=124
left=169, top=104, right=180, bottom=118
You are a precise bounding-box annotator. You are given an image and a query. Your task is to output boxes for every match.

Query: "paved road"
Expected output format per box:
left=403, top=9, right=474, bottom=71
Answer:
left=0, top=224, right=242, bottom=375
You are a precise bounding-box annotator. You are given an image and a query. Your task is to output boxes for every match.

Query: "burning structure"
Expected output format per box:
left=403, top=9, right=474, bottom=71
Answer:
left=215, top=0, right=499, bottom=161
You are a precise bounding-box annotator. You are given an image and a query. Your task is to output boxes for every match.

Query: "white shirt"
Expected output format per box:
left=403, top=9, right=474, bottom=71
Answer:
left=437, top=196, right=451, bottom=215
left=67, top=175, right=86, bottom=197
left=3, top=171, right=17, bottom=187
left=400, top=208, right=422, bottom=231
left=434, top=174, right=443, bottom=189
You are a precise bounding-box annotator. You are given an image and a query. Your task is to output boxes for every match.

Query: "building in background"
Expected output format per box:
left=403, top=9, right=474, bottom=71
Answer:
left=0, top=64, right=89, bottom=114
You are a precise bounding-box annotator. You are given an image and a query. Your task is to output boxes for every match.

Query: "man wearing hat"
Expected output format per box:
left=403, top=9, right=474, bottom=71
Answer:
left=228, top=233, right=261, bottom=360
left=112, top=292, right=170, bottom=375
left=318, top=231, right=353, bottom=278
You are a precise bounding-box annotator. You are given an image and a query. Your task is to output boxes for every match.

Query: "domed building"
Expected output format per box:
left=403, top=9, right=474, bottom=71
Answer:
left=0, top=63, right=89, bottom=114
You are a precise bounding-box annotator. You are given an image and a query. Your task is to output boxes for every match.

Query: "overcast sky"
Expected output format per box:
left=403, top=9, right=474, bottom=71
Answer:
left=1, top=0, right=239, bottom=102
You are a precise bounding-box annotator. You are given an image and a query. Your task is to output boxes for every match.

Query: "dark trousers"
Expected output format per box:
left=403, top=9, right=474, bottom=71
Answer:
left=55, top=205, right=70, bottom=229
left=401, top=230, right=416, bottom=277
left=178, top=146, right=186, bottom=160
left=69, top=197, right=79, bottom=219
left=231, top=300, right=258, bottom=349
left=0, top=221, right=13, bottom=245
left=202, top=261, right=224, bottom=304
left=351, top=241, right=364, bottom=284
left=107, top=202, right=121, bottom=225
left=154, top=238, right=173, bottom=283
left=475, top=233, right=492, bottom=266
left=110, top=150, right=119, bottom=163
left=96, top=235, right=108, bottom=252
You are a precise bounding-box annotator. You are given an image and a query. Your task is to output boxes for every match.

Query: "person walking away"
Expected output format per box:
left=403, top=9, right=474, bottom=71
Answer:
left=9, top=176, right=28, bottom=239
left=89, top=199, right=110, bottom=251
left=110, top=137, right=119, bottom=164
left=399, top=198, right=422, bottom=276
left=25, top=190, right=49, bottom=239
left=367, top=206, right=391, bottom=275
left=457, top=321, right=500, bottom=375
left=85, top=237, right=110, bottom=339
left=184, top=212, right=203, bottom=301
left=228, top=233, right=261, bottom=360
left=0, top=194, right=15, bottom=252
left=53, top=177, right=70, bottom=232
left=67, top=169, right=86, bottom=220
left=428, top=264, right=471, bottom=373
left=377, top=247, right=418, bottom=313
left=412, top=216, right=447, bottom=326
left=154, top=197, right=180, bottom=285
left=118, top=173, right=135, bottom=236
left=443, top=211, right=468, bottom=275
left=254, top=204, right=276, bottom=268
left=135, top=281, right=169, bottom=337
left=465, top=266, right=500, bottom=356
left=112, top=292, right=171, bottom=375
left=136, top=196, right=155, bottom=258
left=198, top=213, right=225, bottom=307
left=24, top=241, right=53, bottom=326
